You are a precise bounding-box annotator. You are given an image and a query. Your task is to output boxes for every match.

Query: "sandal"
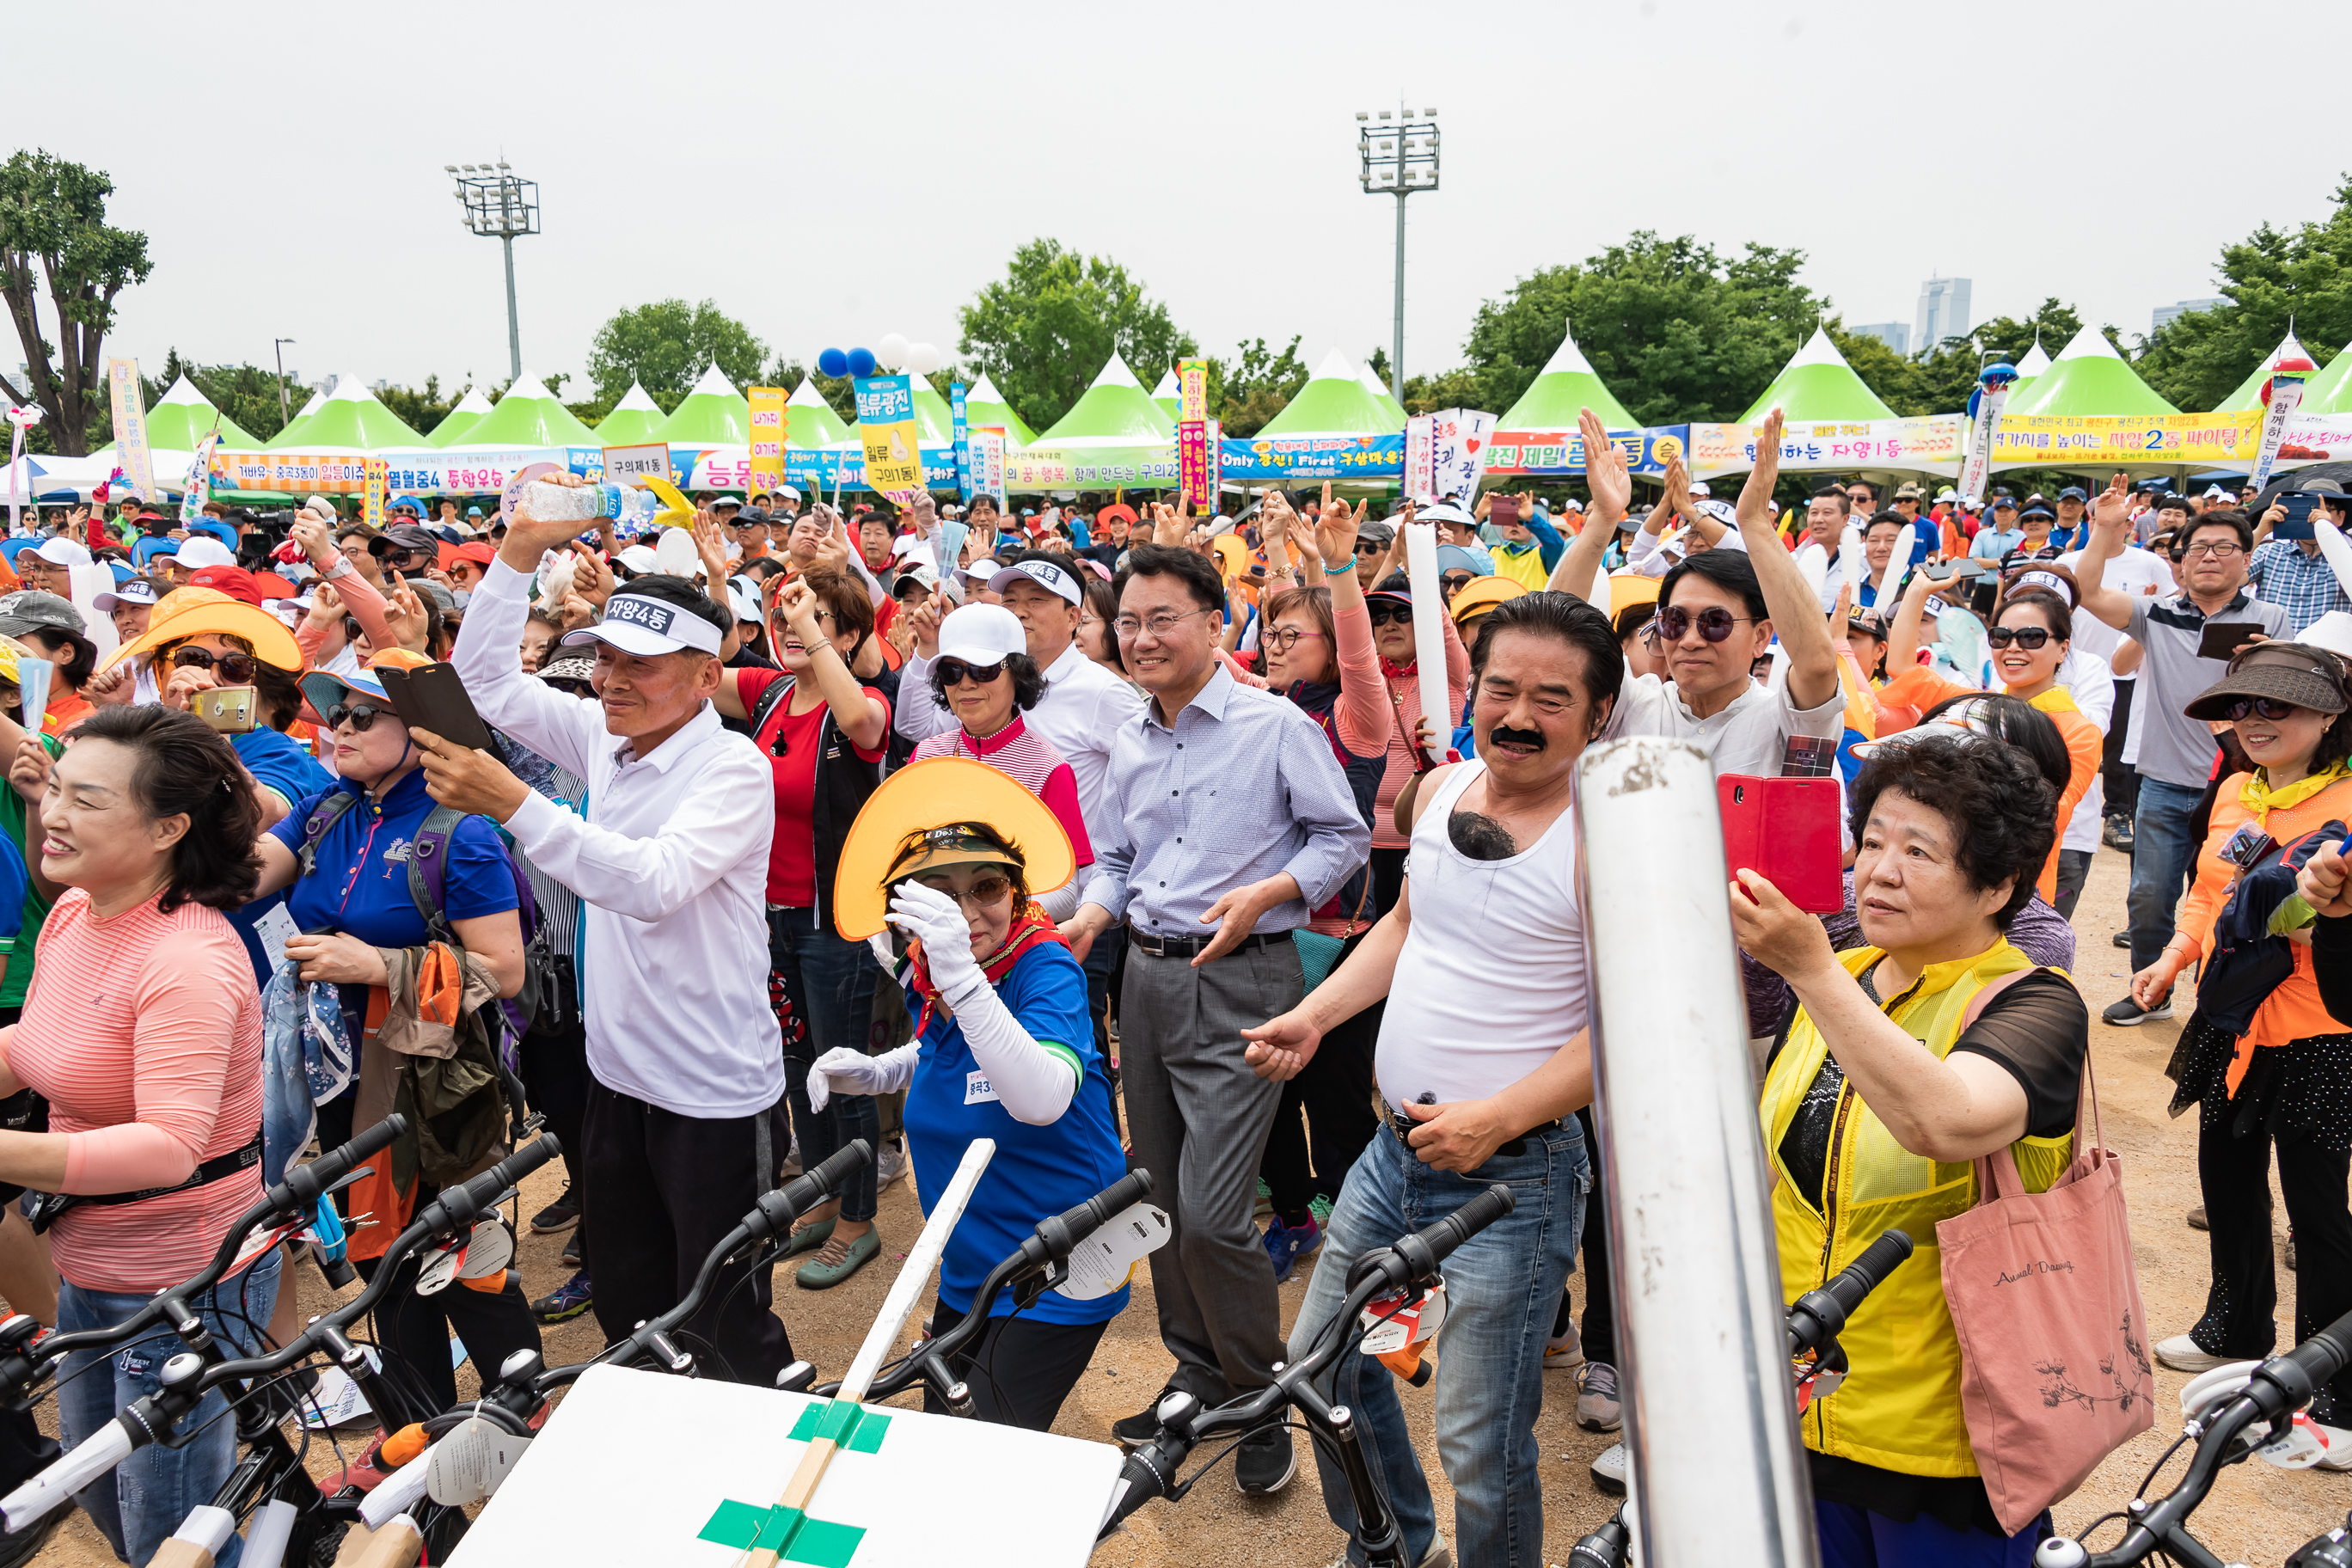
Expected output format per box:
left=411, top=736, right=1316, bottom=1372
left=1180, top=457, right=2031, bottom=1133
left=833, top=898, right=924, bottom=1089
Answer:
left=796, top=1228, right=879, bottom=1290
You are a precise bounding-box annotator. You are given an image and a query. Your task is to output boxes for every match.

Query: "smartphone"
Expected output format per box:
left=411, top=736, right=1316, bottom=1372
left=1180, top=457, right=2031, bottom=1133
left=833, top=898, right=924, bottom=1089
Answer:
left=373, top=662, right=499, bottom=755
left=1719, top=775, right=1844, bottom=913
left=2197, top=622, right=2265, bottom=663
left=193, top=685, right=259, bottom=734
left=2277, top=493, right=2319, bottom=541
left=1921, top=558, right=1984, bottom=583
left=1489, top=494, right=1521, bottom=530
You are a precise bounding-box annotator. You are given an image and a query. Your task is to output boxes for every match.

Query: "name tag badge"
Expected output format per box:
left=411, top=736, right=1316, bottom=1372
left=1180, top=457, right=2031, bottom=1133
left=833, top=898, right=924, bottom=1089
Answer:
left=965, top=1070, right=999, bottom=1106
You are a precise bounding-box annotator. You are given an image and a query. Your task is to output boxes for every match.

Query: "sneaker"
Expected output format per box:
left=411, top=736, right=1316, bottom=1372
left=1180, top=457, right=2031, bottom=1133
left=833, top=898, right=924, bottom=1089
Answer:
left=2104, top=819, right=2134, bottom=853
left=876, top=1142, right=910, bottom=1191
left=0, top=1505, right=63, bottom=1568
left=560, top=1229, right=584, bottom=1270
left=796, top=1228, right=879, bottom=1290
left=1577, top=1361, right=1623, bottom=1431
left=530, top=1270, right=594, bottom=1324
left=528, top=1185, right=579, bottom=1234
left=2111, top=929, right=2132, bottom=949
left=782, top=1217, right=835, bottom=1259
left=1255, top=1178, right=1273, bottom=1218
left=781, top=1137, right=801, bottom=1179
left=1112, top=1383, right=1183, bottom=1448
left=1545, top=1319, right=1585, bottom=1373
left=2188, top=1204, right=2208, bottom=1230
left=2155, top=1334, right=2234, bottom=1373
left=2102, top=995, right=2173, bottom=1026
left=1234, top=1425, right=1295, bottom=1495
left=1308, top=1193, right=1335, bottom=1228
left=1590, top=1441, right=1628, bottom=1496
left=1325, top=1534, right=1452, bottom=1568
left=1265, top=1216, right=1321, bottom=1284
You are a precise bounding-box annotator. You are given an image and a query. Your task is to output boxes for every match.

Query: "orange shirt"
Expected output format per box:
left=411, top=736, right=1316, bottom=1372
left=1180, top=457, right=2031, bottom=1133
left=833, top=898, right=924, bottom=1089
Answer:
left=2176, top=773, right=2352, bottom=1057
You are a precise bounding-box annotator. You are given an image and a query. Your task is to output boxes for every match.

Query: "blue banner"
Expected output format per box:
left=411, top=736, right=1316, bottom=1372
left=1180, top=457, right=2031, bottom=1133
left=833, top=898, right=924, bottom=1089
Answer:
left=1220, top=432, right=1405, bottom=482
left=951, top=383, right=971, bottom=501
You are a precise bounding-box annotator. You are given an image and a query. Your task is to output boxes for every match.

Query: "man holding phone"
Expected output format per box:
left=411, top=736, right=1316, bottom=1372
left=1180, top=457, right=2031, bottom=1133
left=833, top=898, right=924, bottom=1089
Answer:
left=2250, top=480, right=2352, bottom=634
left=2076, top=481, right=2293, bottom=1025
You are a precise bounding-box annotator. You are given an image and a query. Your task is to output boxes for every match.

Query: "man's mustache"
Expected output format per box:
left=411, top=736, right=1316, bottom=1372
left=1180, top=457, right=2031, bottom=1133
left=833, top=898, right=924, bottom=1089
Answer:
left=1488, top=725, right=1547, bottom=751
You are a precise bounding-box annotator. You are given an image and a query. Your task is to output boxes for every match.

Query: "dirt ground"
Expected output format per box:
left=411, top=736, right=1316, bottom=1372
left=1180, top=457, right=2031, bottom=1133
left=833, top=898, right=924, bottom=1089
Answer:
left=30, top=843, right=2352, bottom=1565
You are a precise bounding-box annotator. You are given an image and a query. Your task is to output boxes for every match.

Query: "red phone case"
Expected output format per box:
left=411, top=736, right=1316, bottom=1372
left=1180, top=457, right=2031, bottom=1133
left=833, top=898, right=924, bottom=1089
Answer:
left=1718, top=774, right=1845, bottom=913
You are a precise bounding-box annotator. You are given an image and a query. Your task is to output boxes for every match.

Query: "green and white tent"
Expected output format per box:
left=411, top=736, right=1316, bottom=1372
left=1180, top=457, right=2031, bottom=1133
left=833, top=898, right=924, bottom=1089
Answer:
left=1737, top=328, right=1895, bottom=424
left=1033, top=353, right=1173, bottom=445
left=460, top=371, right=597, bottom=448
left=1258, top=350, right=1402, bottom=437
left=911, top=383, right=957, bottom=444
left=280, top=374, right=426, bottom=450
left=589, top=383, right=665, bottom=447
left=1497, top=322, right=1638, bottom=430
left=783, top=377, right=850, bottom=447
left=2214, top=332, right=2317, bottom=413
left=1149, top=369, right=1181, bottom=422
left=2006, top=340, right=2053, bottom=403
left=145, top=375, right=262, bottom=449
left=2002, top=326, right=2177, bottom=418
left=963, top=373, right=1035, bottom=447
left=649, top=364, right=752, bottom=445
left=1357, top=364, right=1407, bottom=426
left=426, top=388, right=493, bottom=448
left=264, top=385, right=330, bottom=449
left=2300, top=338, right=2352, bottom=415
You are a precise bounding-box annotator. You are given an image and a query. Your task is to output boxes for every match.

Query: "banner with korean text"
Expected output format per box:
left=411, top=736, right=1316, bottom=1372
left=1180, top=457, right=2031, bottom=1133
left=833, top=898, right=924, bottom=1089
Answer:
left=1688, top=416, right=1963, bottom=478
left=107, top=358, right=156, bottom=501
left=853, top=374, right=924, bottom=501
left=1988, top=409, right=2258, bottom=471
left=1481, top=426, right=1688, bottom=479
left=747, top=387, right=787, bottom=496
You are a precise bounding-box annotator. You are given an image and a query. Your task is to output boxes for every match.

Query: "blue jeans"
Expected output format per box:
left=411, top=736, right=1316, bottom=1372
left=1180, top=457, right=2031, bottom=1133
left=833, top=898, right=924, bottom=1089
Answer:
left=58, top=1248, right=281, bottom=1567
left=2127, top=776, right=2208, bottom=976
left=769, top=909, right=880, bottom=1223
left=1286, top=1119, right=1588, bottom=1568
left=1816, top=1499, right=2049, bottom=1566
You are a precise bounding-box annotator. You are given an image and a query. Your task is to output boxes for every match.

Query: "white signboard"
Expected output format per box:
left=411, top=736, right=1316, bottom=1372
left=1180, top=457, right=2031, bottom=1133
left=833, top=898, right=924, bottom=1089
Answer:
left=602, top=444, right=673, bottom=487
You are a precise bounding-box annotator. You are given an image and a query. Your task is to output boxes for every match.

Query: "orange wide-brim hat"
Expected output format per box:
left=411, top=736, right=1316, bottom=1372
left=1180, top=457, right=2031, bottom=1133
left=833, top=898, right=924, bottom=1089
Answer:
left=105, top=586, right=305, bottom=674
left=831, top=757, right=1075, bottom=941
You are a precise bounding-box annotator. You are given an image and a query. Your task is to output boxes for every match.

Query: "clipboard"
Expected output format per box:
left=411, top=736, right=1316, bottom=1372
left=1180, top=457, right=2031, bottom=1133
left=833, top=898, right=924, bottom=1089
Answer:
left=374, top=662, right=500, bottom=756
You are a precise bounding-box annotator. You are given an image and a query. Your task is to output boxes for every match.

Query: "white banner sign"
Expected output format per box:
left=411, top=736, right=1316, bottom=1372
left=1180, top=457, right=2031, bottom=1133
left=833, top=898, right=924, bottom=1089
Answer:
left=1426, top=408, right=1496, bottom=505
left=2249, top=371, right=2310, bottom=493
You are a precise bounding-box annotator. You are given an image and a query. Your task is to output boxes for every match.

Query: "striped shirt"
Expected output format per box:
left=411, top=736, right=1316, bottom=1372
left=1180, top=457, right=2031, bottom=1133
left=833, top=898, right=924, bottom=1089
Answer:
left=912, top=714, right=1094, bottom=865
left=7, top=891, right=266, bottom=1293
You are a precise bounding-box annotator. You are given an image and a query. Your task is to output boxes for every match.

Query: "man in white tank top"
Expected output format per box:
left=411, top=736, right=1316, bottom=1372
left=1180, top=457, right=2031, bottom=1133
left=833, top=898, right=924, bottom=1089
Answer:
left=1240, top=591, right=1619, bottom=1568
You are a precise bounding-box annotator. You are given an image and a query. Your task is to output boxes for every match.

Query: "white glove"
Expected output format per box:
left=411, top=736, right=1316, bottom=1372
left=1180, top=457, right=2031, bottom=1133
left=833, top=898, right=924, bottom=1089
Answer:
left=886, top=882, right=983, bottom=1007
left=806, top=1044, right=915, bottom=1113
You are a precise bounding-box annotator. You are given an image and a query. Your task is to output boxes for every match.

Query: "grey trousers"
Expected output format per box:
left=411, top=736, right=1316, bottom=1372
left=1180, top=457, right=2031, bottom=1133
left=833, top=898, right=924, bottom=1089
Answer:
left=1120, top=937, right=1302, bottom=1404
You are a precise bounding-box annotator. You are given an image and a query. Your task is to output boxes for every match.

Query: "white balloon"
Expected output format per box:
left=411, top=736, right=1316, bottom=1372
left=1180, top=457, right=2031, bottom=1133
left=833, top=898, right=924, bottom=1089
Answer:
left=908, top=342, right=941, bottom=377
left=652, top=528, right=701, bottom=577
left=877, top=334, right=910, bottom=372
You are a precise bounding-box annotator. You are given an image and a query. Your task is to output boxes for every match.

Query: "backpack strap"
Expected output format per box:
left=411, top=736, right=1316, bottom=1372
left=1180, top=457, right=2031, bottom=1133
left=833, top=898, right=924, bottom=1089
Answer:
left=295, top=791, right=363, bottom=879
left=745, top=674, right=796, bottom=739
left=407, top=803, right=466, bottom=946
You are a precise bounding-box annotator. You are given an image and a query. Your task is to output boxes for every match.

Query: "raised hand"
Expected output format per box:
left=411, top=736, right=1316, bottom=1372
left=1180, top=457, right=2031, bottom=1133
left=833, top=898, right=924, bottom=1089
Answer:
left=1737, top=407, right=1785, bottom=533
left=1578, top=407, right=1632, bottom=522
left=568, top=541, right=616, bottom=607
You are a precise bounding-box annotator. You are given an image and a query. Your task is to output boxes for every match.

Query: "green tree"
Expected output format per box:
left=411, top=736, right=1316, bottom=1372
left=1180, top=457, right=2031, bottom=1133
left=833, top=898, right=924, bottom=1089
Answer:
left=586, top=299, right=767, bottom=412
left=373, top=373, right=456, bottom=437
left=1208, top=335, right=1308, bottom=437
left=1457, top=234, right=1823, bottom=426
left=956, top=239, right=1196, bottom=433
left=2137, top=180, right=2352, bottom=410
left=0, top=150, right=152, bottom=455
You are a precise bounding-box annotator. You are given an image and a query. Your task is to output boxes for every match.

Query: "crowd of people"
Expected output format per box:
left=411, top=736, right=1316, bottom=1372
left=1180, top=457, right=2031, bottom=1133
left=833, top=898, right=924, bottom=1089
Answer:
left=0, top=415, right=2343, bottom=1568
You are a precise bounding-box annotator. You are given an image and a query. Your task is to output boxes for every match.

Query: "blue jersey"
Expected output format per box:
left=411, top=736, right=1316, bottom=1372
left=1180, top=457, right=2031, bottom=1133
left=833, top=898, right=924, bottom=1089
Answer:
left=901, top=940, right=1129, bottom=1326
left=228, top=726, right=335, bottom=989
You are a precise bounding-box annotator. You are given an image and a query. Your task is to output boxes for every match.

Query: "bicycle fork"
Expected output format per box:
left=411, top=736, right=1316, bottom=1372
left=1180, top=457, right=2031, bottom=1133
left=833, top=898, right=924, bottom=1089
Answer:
left=1293, top=1375, right=1412, bottom=1568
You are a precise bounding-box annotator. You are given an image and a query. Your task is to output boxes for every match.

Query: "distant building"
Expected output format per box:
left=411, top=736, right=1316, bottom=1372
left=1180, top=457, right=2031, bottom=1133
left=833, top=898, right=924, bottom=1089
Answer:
left=2152, top=297, right=2227, bottom=334
left=1914, top=277, right=1972, bottom=352
left=1852, top=322, right=1910, bottom=356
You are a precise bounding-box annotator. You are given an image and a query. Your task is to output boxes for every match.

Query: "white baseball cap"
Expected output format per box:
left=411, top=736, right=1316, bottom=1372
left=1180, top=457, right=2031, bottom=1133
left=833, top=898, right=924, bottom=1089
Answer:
left=775, top=485, right=803, bottom=504
left=560, top=590, right=726, bottom=658
left=174, top=536, right=237, bottom=571
left=616, top=544, right=658, bottom=574
left=987, top=558, right=1081, bottom=606
left=30, top=536, right=92, bottom=568
left=935, top=603, right=1028, bottom=665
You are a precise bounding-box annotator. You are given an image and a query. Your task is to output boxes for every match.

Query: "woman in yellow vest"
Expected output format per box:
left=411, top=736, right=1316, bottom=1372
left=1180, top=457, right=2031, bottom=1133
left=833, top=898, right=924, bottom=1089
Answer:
left=1735, top=729, right=2091, bottom=1566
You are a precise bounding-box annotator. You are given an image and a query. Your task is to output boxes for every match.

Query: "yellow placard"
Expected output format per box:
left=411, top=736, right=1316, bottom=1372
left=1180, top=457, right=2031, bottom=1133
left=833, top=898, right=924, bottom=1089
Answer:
left=747, top=386, right=787, bottom=495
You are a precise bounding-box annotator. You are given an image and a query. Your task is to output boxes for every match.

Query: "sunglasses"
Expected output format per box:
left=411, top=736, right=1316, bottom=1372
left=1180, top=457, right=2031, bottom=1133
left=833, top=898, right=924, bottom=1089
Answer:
left=170, top=646, right=260, bottom=683
left=1353, top=540, right=1386, bottom=555
left=544, top=678, right=595, bottom=697
left=913, top=873, right=1014, bottom=907
left=1366, top=602, right=1413, bottom=627
left=328, top=702, right=388, bottom=732
left=936, top=658, right=1008, bottom=686
left=1653, top=605, right=1753, bottom=643
left=2225, top=696, right=2304, bottom=722
left=1986, top=626, right=2055, bottom=650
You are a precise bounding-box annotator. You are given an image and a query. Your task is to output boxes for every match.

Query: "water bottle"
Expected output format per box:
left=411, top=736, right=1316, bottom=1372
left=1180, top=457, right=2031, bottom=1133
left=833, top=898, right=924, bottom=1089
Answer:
left=521, top=481, right=662, bottom=530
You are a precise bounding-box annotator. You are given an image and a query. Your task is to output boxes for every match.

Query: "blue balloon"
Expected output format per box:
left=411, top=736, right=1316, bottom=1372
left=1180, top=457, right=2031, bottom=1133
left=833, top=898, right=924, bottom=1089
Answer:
left=847, top=346, right=877, bottom=379
left=817, top=346, right=848, bottom=379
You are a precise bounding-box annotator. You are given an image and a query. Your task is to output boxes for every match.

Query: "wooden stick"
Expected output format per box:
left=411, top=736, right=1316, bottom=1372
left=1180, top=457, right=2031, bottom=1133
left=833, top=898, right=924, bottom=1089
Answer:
left=737, top=1139, right=995, bottom=1568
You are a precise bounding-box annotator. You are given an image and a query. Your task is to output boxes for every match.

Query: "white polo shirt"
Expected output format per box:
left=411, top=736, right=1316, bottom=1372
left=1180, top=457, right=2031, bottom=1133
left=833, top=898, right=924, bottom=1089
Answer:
left=454, top=560, right=781, bottom=1118
left=2056, top=545, right=2171, bottom=666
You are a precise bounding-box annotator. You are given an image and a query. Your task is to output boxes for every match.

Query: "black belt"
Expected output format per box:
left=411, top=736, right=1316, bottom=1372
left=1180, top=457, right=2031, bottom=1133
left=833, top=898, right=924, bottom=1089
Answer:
left=1374, top=1097, right=1563, bottom=1160
left=1129, top=929, right=1293, bottom=960
left=26, top=1127, right=264, bottom=1235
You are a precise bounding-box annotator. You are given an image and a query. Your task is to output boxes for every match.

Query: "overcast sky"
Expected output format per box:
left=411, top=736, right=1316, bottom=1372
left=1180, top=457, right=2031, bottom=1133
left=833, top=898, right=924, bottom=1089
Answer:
left=17, top=0, right=2344, bottom=401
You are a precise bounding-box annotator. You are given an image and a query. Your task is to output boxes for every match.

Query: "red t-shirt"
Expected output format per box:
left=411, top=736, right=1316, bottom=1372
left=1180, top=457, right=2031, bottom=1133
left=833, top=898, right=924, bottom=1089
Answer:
left=737, top=669, right=890, bottom=907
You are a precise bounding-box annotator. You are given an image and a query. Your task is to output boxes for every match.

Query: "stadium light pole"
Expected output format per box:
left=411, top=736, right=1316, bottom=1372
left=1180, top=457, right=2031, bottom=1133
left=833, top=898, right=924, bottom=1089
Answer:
left=1357, top=102, right=1440, bottom=403
left=446, top=161, right=541, bottom=381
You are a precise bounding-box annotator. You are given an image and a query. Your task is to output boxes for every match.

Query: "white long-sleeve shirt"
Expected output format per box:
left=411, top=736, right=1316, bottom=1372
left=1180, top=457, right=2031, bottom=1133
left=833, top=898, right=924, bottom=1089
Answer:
left=453, top=559, right=781, bottom=1118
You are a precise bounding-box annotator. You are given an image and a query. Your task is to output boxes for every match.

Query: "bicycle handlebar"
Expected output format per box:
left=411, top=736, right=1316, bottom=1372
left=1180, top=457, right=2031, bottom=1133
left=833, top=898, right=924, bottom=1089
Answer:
left=0, top=1132, right=563, bottom=1534
left=268, top=1113, right=405, bottom=1215
left=1787, top=1228, right=1913, bottom=1359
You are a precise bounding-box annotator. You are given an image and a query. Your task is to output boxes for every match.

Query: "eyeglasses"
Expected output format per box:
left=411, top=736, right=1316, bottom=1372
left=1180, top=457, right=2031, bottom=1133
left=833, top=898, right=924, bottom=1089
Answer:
left=2225, top=696, right=2304, bottom=722
left=1986, top=626, right=2055, bottom=650
left=1112, top=606, right=1217, bottom=640
left=1365, top=602, right=1413, bottom=627
left=936, top=657, right=1008, bottom=686
left=1653, top=605, right=1754, bottom=643
left=1263, top=627, right=1328, bottom=652
left=913, top=873, right=1014, bottom=908
left=170, top=646, right=260, bottom=683
left=2186, top=542, right=2245, bottom=560
left=328, top=702, right=387, bottom=732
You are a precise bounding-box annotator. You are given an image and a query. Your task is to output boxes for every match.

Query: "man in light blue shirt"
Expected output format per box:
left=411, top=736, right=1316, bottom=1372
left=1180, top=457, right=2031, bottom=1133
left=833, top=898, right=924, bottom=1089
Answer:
left=1968, top=496, right=2024, bottom=559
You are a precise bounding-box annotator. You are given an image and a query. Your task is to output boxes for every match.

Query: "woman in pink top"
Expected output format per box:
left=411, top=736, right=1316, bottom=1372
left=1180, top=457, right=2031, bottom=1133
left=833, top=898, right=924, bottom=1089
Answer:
left=1248, top=490, right=1391, bottom=1277
left=0, top=705, right=272, bottom=1566
left=1365, top=557, right=1467, bottom=917
left=910, top=603, right=1094, bottom=919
